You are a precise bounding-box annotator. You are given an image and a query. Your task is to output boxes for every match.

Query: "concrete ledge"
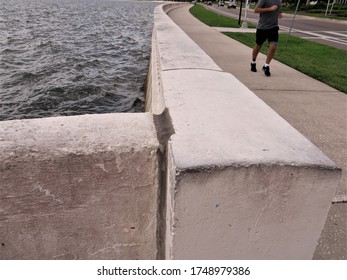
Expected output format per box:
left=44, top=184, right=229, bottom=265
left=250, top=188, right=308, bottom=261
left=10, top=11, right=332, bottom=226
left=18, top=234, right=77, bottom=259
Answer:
left=145, top=3, right=220, bottom=114
left=149, top=4, right=341, bottom=259
left=163, top=69, right=337, bottom=169
left=0, top=113, right=160, bottom=259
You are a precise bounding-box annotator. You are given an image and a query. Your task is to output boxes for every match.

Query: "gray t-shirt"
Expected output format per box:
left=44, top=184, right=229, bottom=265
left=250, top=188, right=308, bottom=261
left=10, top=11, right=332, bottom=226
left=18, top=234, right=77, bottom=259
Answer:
left=256, top=0, right=282, bottom=30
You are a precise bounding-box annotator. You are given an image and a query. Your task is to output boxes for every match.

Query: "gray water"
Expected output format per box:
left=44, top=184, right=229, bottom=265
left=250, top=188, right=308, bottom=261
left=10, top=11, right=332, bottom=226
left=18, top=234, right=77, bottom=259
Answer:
left=0, top=0, right=160, bottom=121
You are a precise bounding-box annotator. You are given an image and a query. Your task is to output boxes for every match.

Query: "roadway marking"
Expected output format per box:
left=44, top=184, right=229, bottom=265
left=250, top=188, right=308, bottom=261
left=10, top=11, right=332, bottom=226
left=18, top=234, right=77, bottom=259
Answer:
left=297, top=30, right=347, bottom=46
left=322, top=31, right=347, bottom=38
left=280, top=26, right=347, bottom=47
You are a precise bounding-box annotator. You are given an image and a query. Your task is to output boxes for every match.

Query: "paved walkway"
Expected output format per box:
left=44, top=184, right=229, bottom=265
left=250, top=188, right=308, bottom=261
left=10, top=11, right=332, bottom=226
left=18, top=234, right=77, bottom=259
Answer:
left=167, top=4, right=346, bottom=259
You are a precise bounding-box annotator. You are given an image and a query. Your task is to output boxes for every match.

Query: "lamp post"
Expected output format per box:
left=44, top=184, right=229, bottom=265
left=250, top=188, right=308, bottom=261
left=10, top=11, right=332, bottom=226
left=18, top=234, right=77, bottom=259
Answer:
left=242, top=0, right=249, bottom=28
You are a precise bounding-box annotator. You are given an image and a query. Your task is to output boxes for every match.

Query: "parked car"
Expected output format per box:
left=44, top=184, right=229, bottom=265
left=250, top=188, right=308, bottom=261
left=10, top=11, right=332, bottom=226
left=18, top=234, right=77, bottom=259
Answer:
left=228, top=1, right=237, bottom=8
left=218, top=1, right=225, bottom=6
left=207, top=1, right=212, bottom=5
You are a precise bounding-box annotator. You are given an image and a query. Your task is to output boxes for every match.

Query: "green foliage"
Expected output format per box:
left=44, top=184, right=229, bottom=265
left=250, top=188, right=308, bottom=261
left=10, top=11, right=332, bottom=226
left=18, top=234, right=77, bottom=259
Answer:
left=224, top=32, right=347, bottom=93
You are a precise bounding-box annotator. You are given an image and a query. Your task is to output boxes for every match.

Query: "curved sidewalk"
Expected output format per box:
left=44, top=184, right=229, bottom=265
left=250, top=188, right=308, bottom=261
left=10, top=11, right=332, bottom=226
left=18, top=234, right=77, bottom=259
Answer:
left=167, top=4, right=346, bottom=259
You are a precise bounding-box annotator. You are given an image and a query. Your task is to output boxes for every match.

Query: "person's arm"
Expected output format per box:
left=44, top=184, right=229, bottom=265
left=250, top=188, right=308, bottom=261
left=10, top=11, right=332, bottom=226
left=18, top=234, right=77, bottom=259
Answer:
left=254, top=5, right=278, bottom=13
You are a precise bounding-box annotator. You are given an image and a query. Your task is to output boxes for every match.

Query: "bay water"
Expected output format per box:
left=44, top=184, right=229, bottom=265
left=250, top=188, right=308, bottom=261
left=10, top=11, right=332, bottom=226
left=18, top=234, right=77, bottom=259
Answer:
left=0, top=0, right=160, bottom=120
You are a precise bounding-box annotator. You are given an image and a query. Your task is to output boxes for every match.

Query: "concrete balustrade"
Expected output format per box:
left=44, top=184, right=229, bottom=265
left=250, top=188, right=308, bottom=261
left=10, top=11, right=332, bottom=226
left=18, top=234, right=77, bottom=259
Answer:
left=148, top=4, right=341, bottom=259
left=0, top=3, right=341, bottom=260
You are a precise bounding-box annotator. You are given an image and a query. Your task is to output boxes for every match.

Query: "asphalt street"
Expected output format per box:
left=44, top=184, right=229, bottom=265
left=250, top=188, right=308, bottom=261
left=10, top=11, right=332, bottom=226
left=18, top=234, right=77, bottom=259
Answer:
left=207, top=4, right=347, bottom=50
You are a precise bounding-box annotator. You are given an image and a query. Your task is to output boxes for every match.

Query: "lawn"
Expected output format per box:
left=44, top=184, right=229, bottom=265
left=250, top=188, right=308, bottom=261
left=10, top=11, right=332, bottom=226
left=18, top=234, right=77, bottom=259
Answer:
left=189, top=4, right=255, bottom=28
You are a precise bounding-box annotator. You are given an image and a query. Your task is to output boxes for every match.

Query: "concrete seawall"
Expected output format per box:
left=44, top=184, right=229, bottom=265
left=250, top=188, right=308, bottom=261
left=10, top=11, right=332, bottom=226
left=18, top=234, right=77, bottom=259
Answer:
left=0, top=114, right=160, bottom=259
left=147, top=4, right=341, bottom=259
left=0, top=3, right=341, bottom=260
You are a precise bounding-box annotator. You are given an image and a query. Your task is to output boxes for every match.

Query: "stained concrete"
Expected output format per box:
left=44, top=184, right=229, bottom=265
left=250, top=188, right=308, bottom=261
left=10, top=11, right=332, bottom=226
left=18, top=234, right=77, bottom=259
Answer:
left=0, top=113, right=160, bottom=259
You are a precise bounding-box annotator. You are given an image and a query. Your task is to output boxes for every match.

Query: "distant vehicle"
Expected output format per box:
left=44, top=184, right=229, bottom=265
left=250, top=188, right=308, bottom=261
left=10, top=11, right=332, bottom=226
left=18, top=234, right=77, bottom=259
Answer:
left=228, top=1, right=237, bottom=9
left=218, top=1, right=225, bottom=6
left=207, top=1, right=212, bottom=5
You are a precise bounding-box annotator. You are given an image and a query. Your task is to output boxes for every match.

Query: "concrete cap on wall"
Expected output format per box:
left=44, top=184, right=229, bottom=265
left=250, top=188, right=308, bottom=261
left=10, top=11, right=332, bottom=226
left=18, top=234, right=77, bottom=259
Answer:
left=0, top=113, right=158, bottom=159
left=154, top=5, right=221, bottom=72
left=162, top=69, right=338, bottom=170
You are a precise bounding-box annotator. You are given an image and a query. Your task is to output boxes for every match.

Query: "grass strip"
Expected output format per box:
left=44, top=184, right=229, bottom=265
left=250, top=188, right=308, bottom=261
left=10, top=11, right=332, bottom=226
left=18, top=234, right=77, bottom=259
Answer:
left=224, top=32, right=347, bottom=93
left=189, top=4, right=255, bottom=28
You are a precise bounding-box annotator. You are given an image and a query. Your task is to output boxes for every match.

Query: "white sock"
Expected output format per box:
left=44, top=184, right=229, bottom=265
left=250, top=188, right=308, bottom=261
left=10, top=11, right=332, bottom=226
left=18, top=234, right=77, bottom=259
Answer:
left=251, top=61, right=256, bottom=64
left=264, top=63, right=270, bottom=67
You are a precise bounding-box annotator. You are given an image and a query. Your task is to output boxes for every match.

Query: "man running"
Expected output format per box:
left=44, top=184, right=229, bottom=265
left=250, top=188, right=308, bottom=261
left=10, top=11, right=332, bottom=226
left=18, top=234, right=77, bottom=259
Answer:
left=251, top=0, right=282, bottom=77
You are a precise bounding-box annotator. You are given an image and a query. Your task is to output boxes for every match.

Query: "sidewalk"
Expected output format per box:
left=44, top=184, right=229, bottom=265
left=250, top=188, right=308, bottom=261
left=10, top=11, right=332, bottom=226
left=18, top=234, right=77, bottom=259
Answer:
left=167, top=4, right=346, bottom=259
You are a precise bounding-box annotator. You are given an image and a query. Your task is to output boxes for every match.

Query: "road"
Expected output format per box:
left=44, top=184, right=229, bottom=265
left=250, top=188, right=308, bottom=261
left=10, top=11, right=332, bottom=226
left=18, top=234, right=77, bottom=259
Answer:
left=207, top=4, right=347, bottom=50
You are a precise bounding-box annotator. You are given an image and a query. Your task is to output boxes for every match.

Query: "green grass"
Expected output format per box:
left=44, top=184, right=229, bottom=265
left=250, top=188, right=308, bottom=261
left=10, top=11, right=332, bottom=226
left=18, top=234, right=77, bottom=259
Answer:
left=282, top=3, right=347, bottom=20
left=224, top=33, right=347, bottom=93
left=189, top=5, right=347, bottom=93
left=189, top=4, right=256, bottom=28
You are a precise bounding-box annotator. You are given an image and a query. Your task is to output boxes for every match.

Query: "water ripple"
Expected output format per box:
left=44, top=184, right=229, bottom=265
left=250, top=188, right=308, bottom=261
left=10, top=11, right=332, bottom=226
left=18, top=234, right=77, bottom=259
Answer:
left=0, top=0, right=159, bottom=120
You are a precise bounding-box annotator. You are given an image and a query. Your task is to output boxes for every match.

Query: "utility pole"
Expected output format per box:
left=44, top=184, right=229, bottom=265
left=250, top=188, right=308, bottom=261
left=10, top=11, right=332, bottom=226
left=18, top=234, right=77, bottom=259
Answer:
left=286, top=0, right=301, bottom=44
left=325, top=0, right=331, bottom=16
left=238, top=0, right=243, bottom=26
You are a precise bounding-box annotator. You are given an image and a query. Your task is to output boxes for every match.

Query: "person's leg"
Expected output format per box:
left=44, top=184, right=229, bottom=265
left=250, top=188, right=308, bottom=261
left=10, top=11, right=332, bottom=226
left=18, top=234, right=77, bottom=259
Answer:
left=262, top=27, right=279, bottom=76
left=251, top=44, right=262, bottom=72
left=252, top=44, right=262, bottom=62
left=251, top=29, right=265, bottom=72
left=265, top=43, right=277, bottom=64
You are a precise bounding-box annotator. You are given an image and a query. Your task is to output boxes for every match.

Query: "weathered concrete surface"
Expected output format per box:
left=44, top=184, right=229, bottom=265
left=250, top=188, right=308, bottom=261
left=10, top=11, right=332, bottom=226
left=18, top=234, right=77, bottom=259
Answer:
left=145, top=3, right=220, bottom=114
left=162, top=70, right=336, bottom=169
left=145, top=28, right=165, bottom=114
left=151, top=4, right=342, bottom=259
left=0, top=113, right=159, bottom=259
left=167, top=4, right=346, bottom=259
left=167, top=165, right=339, bottom=259
left=163, top=70, right=340, bottom=260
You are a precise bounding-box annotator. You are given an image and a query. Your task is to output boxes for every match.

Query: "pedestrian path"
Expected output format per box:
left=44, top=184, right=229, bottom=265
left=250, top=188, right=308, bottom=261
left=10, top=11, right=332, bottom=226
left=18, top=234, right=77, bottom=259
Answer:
left=167, top=4, right=346, bottom=260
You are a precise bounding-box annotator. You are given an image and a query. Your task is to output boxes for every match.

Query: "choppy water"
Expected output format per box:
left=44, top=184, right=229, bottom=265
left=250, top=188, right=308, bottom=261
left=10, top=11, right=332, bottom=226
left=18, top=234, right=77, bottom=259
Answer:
left=0, top=0, right=160, bottom=121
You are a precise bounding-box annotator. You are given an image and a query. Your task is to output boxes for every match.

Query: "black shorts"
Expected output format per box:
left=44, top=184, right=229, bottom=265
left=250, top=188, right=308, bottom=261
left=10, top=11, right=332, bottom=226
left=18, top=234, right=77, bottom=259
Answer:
left=256, top=26, right=279, bottom=45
